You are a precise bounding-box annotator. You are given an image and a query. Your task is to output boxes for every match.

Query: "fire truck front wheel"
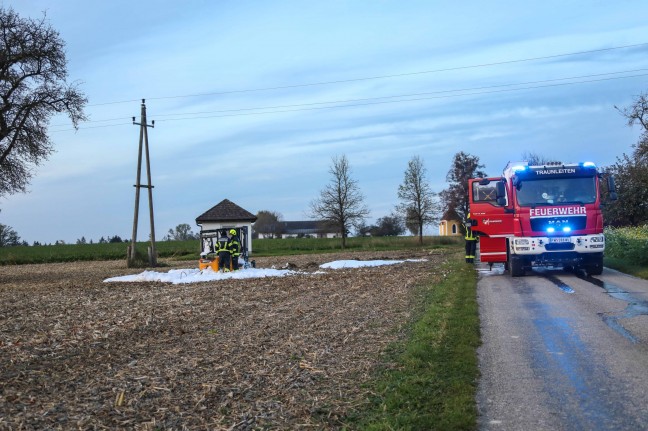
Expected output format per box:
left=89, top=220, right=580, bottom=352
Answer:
left=509, top=256, right=525, bottom=277
left=584, top=253, right=604, bottom=276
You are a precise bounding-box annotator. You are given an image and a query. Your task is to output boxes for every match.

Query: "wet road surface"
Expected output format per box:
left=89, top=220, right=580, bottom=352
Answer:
left=477, top=264, right=648, bottom=430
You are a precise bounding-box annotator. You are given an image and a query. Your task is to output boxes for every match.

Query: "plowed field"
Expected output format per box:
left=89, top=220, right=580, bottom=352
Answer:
left=0, top=249, right=449, bottom=430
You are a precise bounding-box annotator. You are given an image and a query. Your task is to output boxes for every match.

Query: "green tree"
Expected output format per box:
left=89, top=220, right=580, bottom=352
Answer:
left=396, top=155, right=438, bottom=244
left=440, top=152, right=487, bottom=227
left=602, top=94, right=648, bottom=226
left=309, top=155, right=369, bottom=248
left=602, top=154, right=648, bottom=226
left=355, top=213, right=404, bottom=237
left=0, top=222, right=20, bottom=246
left=253, top=210, right=283, bottom=239
left=164, top=223, right=196, bottom=241
left=0, top=7, right=87, bottom=197
left=374, top=213, right=405, bottom=236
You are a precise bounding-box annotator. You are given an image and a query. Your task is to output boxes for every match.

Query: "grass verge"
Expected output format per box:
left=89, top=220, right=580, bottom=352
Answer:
left=347, top=252, right=480, bottom=430
left=604, top=257, right=648, bottom=280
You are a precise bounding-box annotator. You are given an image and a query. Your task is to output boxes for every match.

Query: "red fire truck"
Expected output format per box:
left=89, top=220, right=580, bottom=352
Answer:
left=468, top=161, right=616, bottom=277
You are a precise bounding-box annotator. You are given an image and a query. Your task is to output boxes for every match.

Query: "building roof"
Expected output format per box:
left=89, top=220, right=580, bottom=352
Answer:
left=441, top=207, right=461, bottom=222
left=280, top=220, right=336, bottom=234
left=196, top=199, right=257, bottom=223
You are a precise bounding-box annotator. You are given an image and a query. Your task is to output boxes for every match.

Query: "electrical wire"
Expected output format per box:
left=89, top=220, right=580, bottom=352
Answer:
left=49, top=68, right=648, bottom=131
left=154, top=72, right=648, bottom=122
left=87, top=42, right=648, bottom=107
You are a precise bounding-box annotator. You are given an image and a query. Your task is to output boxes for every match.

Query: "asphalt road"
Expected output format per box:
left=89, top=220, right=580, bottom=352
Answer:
left=476, top=263, right=648, bottom=430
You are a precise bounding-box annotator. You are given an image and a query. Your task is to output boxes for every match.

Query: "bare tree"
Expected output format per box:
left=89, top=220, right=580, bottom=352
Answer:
left=0, top=7, right=87, bottom=197
left=404, top=207, right=419, bottom=236
left=616, top=92, right=648, bottom=161
left=439, top=151, right=487, bottom=227
left=397, top=155, right=438, bottom=244
left=520, top=151, right=555, bottom=165
left=309, top=155, right=369, bottom=248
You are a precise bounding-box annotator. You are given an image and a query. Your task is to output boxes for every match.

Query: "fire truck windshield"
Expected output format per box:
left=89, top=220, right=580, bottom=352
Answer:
left=516, top=176, right=597, bottom=206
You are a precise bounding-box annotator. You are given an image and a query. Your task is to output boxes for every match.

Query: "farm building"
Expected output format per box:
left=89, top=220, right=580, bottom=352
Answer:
left=195, top=199, right=257, bottom=252
left=257, top=221, right=338, bottom=239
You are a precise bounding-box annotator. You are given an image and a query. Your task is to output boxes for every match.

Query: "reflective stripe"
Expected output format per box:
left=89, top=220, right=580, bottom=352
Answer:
left=464, top=223, right=475, bottom=240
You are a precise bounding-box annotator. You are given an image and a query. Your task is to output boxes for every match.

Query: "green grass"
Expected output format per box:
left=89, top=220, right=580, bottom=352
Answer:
left=603, top=226, right=648, bottom=280
left=604, top=257, right=648, bottom=279
left=253, top=236, right=462, bottom=256
left=0, top=236, right=463, bottom=265
left=347, top=252, right=480, bottom=430
left=0, top=240, right=200, bottom=265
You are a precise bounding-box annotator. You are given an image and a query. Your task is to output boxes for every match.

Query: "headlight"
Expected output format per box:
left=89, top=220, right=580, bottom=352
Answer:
left=514, top=239, right=530, bottom=245
left=590, top=236, right=605, bottom=243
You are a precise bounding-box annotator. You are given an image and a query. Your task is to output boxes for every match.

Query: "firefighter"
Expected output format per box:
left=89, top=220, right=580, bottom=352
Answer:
left=216, top=230, right=231, bottom=272
left=464, top=213, right=477, bottom=264
left=227, top=229, right=241, bottom=270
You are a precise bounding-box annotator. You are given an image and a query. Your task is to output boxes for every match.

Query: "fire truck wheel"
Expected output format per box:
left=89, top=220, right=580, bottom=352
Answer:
left=584, top=254, right=604, bottom=276
left=509, top=256, right=525, bottom=277
left=587, top=266, right=603, bottom=276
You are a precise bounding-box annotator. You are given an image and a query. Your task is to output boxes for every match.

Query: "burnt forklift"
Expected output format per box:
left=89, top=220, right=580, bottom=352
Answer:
left=198, top=227, right=254, bottom=271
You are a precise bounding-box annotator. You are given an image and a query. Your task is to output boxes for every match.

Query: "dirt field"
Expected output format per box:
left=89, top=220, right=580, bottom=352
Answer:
left=0, top=249, right=450, bottom=430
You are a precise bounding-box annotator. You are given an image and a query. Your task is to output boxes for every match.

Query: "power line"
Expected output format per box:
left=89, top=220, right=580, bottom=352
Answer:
left=50, top=70, right=648, bottom=131
left=88, top=42, right=648, bottom=107
left=58, top=68, right=648, bottom=126
left=150, top=68, right=648, bottom=117
left=53, top=68, right=648, bottom=128
left=154, top=73, right=648, bottom=121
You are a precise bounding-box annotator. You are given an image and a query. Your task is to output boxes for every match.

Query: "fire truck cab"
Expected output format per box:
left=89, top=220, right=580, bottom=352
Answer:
left=468, top=161, right=616, bottom=277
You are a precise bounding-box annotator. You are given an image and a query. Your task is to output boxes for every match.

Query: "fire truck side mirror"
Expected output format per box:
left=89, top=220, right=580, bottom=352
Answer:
left=496, top=181, right=507, bottom=206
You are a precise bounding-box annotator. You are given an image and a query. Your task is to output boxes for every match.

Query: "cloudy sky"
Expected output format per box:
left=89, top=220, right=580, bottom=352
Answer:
left=2, top=0, right=648, bottom=244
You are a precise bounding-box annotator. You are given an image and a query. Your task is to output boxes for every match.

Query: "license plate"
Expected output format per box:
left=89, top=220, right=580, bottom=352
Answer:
left=549, top=237, right=571, bottom=243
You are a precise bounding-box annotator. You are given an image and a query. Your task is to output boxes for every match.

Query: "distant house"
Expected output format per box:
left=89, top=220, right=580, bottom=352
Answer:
left=439, top=208, right=462, bottom=236
left=195, top=199, right=257, bottom=252
left=257, top=220, right=339, bottom=239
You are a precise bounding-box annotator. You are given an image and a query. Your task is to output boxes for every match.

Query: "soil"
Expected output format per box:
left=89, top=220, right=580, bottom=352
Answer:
left=0, top=249, right=450, bottom=430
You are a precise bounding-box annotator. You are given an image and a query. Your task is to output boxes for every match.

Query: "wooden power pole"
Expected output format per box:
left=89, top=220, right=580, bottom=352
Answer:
left=127, top=99, right=157, bottom=267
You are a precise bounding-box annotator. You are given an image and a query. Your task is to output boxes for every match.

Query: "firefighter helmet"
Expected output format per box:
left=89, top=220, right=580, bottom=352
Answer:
left=229, top=229, right=237, bottom=235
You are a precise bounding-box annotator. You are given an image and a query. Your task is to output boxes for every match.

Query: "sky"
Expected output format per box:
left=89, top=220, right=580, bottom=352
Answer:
left=1, top=0, right=648, bottom=244
left=104, top=258, right=427, bottom=284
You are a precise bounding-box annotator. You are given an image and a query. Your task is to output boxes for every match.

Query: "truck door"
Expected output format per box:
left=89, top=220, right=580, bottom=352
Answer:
left=469, top=178, right=513, bottom=263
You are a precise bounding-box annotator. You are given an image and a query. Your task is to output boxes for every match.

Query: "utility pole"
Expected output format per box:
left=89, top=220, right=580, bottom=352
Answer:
left=127, top=99, right=157, bottom=267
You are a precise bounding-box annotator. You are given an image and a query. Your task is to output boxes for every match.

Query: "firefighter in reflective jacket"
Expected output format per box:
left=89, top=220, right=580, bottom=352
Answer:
left=227, top=229, right=241, bottom=270
left=216, top=231, right=230, bottom=272
left=464, top=213, right=477, bottom=263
